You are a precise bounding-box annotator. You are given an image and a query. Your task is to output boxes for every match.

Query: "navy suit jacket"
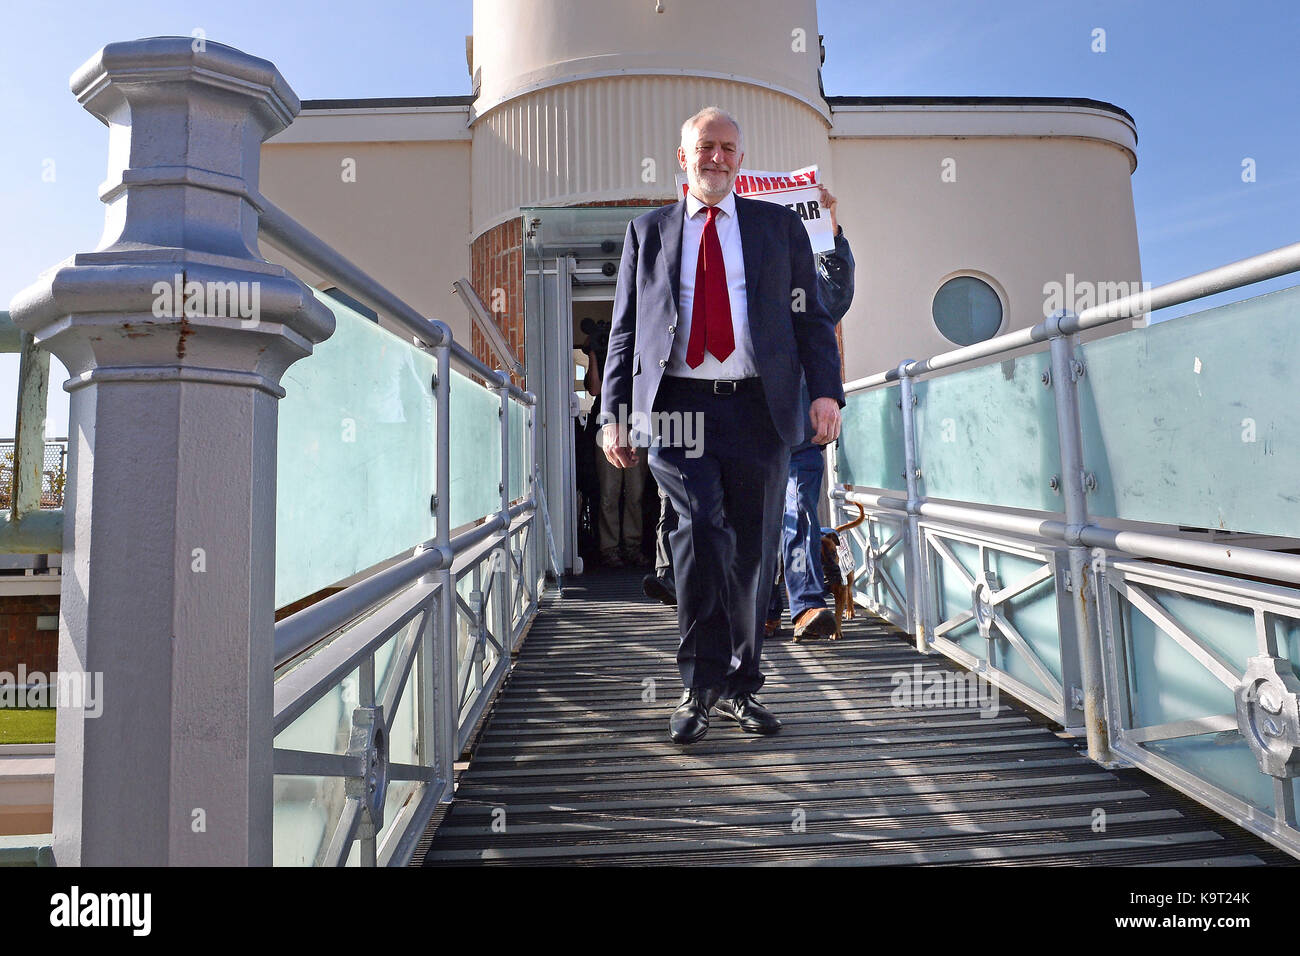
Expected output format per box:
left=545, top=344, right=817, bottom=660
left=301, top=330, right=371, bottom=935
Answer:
left=598, top=194, right=845, bottom=447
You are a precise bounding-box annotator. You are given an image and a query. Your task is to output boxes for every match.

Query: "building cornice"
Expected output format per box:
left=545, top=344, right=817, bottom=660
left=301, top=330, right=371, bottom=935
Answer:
left=267, top=101, right=471, bottom=144
left=828, top=97, right=1138, bottom=172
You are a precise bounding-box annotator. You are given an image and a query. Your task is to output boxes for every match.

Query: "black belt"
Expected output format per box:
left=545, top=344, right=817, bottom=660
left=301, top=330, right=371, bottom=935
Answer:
left=661, top=375, right=761, bottom=396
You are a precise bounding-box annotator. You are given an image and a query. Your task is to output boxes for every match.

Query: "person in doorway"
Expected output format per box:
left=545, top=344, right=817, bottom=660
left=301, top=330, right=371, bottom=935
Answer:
left=584, top=320, right=650, bottom=568
left=642, top=484, right=677, bottom=605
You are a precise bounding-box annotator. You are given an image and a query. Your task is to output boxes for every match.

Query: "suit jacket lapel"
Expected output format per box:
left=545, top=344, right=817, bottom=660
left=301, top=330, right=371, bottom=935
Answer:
left=659, top=198, right=687, bottom=313
left=736, top=196, right=763, bottom=313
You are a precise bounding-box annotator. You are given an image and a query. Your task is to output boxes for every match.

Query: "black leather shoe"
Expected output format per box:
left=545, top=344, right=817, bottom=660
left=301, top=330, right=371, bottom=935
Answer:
left=714, top=694, right=782, bottom=735
left=669, top=687, right=720, bottom=743
left=642, top=574, right=677, bottom=606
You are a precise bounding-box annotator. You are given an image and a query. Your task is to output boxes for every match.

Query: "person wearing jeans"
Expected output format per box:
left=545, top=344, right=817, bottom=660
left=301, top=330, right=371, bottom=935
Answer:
left=767, top=186, right=855, bottom=640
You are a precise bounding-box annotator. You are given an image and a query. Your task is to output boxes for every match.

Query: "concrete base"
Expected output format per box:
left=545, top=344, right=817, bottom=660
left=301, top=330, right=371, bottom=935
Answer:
left=0, top=746, right=53, bottom=837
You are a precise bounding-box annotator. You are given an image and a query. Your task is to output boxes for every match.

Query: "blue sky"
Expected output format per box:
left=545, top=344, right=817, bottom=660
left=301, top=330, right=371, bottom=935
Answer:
left=1, top=0, right=1296, bottom=435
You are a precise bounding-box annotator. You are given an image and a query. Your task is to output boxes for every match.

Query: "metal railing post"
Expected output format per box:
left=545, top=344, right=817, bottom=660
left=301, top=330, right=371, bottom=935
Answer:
left=433, top=345, right=458, bottom=801
left=495, top=373, right=513, bottom=654
left=525, top=403, right=540, bottom=608
left=1046, top=311, right=1113, bottom=764
left=897, top=361, right=929, bottom=652
left=7, top=37, right=334, bottom=864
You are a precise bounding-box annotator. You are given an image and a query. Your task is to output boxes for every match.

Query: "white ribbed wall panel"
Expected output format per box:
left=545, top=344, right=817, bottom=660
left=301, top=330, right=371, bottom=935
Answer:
left=470, top=76, right=832, bottom=238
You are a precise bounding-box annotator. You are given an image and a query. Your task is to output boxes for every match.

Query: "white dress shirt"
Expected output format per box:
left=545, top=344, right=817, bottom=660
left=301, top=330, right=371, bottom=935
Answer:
left=668, top=190, right=758, bottom=379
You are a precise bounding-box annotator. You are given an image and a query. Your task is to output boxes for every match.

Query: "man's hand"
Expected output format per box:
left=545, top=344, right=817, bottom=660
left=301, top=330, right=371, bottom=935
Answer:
left=818, top=185, right=839, bottom=236
left=809, top=396, right=842, bottom=445
left=600, top=422, right=639, bottom=468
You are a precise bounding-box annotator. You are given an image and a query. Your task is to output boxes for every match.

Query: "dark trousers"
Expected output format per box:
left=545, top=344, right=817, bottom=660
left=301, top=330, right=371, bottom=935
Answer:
left=767, top=442, right=830, bottom=622
left=647, top=377, right=790, bottom=697
left=654, top=482, right=677, bottom=583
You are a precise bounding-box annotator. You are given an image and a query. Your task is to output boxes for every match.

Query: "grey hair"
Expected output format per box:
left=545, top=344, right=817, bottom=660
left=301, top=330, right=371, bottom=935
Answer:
left=680, top=107, right=744, bottom=152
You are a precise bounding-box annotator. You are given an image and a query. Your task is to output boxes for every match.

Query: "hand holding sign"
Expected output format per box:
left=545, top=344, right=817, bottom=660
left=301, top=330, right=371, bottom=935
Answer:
left=676, top=164, right=835, bottom=254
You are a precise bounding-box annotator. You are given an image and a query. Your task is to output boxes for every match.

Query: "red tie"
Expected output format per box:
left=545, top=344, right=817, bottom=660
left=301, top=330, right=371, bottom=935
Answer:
left=685, top=205, right=735, bottom=368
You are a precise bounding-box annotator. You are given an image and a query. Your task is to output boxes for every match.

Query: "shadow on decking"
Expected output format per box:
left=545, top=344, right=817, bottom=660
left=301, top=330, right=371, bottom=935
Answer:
left=416, top=569, right=1293, bottom=866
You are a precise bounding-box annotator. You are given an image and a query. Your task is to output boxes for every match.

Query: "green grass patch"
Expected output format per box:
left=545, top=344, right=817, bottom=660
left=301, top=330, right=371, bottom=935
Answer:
left=0, top=708, right=55, bottom=744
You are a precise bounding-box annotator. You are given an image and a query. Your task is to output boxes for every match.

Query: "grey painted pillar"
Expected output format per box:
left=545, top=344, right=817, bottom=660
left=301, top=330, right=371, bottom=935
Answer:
left=8, top=38, right=333, bottom=865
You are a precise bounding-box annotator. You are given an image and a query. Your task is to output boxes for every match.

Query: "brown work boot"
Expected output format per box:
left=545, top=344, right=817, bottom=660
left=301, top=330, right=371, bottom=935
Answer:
left=793, top=606, right=836, bottom=641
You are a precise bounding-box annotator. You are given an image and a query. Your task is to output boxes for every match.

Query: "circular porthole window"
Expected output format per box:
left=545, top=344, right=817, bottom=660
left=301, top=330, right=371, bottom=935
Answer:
left=932, top=275, right=1004, bottom=346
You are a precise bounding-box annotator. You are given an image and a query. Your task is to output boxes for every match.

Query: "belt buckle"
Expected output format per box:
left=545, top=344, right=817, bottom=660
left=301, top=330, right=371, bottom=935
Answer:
left=712, top=379, right=736, bottom=395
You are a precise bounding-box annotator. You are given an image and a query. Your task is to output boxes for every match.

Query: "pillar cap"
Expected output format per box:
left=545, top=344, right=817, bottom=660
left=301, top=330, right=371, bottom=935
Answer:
left=72, top=36, right=300, bottom=133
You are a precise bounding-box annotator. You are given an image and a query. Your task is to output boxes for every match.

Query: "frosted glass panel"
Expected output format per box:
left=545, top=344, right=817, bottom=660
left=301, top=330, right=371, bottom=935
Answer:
left=508, top=399, right=528, bottom=502
left=932, top=541, right=1062, bottom=700
left=277, top=292, right=437, bottom=608
left=914, top=350, right=1060, bottom=510
left=448, top=369, right=503, bottom=529
left=838, top=385, right=905, bottom=491
left=1079, top=284, right=1300, bottom=535
left=1146, top=735, right=1274, bottom=816
left=273, top=774, right=347, bottom=867
left=1121, top=587, right=1251, bottom=728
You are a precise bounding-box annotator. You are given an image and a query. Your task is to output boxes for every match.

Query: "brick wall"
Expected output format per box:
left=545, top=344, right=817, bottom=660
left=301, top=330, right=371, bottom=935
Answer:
left=0, top=593, right=59, bottom=675
left=469, top=217, right=525, bottom=387
left=468, top=201, right=674, bottom=387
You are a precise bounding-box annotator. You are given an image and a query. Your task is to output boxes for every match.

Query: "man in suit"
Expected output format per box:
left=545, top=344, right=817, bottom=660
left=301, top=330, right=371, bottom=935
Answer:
left=599, top=107, right=845, bottom=744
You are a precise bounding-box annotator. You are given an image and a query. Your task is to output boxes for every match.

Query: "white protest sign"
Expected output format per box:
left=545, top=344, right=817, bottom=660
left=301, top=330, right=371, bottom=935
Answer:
left=676, top=165, right=834, bottom=254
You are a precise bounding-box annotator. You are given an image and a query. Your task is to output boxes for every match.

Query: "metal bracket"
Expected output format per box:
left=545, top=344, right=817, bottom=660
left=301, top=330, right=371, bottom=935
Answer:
left=345, top=705, right=388, bottom=836
left=1235, top=655, right=1300, bottom=778
left=972, top=571, right=1000, bottom=639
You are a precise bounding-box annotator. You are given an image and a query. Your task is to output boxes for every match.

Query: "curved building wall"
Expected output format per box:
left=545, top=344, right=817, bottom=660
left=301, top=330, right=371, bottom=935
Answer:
left=829, top=112, right=1141, bottom=381
left=470, top=75, right=832, bottom=238
left=470, top=0, right=826, bottom=118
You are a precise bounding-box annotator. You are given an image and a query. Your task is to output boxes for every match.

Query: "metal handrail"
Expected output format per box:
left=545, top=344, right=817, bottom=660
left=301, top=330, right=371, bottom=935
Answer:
left=257, top=196, right=534, bottom=404
left=834, top=488, right=1300, bottom=585
left=843, top=239, right=1300, bottom=393
left=274, top=497, right=537, bottom=667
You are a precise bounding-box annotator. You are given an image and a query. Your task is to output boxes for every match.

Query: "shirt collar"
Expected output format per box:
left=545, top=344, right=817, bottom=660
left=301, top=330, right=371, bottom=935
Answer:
left=685, top=189, right=736, bottom=221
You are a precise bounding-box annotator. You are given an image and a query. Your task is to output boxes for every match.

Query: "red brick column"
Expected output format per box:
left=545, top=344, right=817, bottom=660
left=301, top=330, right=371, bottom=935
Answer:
left=0, top=594, right=60, bottom=675
left=468, top=202, right=673, bottom=388
left=469, top=218, right=525, bottom=387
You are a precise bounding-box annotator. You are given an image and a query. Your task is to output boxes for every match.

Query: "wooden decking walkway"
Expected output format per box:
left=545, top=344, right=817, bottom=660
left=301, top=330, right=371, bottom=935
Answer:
left=417, top=569, right=1291, bottom=866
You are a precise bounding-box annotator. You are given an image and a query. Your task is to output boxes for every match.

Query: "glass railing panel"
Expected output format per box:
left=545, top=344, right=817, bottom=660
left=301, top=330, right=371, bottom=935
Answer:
left=1079, top=284, right=1300, bottom=536
left=913, top=349, right=1061, bottom=510
left=272, top=662, right=358, bottom=866
left=508, top=398, right=527, bottom=502
left=838, top=384, right=905, bottom=491
left=448, top=369, right=503, bottom=529
left=931, top=540, right=1062, bottom=701
left=277, top=292, right=437, bottom=609
left=1116, top=582, right=1276, bottom=816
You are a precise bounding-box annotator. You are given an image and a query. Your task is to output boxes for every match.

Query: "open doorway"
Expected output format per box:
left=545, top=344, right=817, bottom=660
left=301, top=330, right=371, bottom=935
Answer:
left=522, top=205, right=665, bottom=575
left=571, top=297, right=659, bottom=574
